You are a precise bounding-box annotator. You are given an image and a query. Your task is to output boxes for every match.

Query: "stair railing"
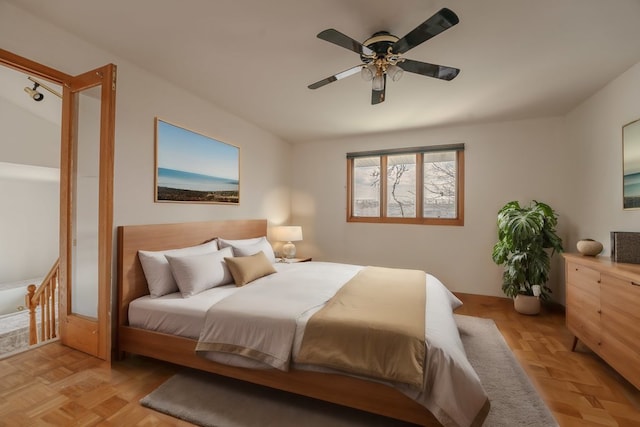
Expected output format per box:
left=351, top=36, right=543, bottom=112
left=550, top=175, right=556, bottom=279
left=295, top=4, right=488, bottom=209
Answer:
left=25, top=259, right=59, bottom=345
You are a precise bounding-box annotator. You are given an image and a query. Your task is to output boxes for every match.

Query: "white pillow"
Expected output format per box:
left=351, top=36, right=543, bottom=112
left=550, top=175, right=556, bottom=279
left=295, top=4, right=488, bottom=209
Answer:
left=217, top=237, right=264, bottom=249
left=138, top=239, right=219, bottom=297
left=218, top=236, right=276, bottom=263
left=165, top=247, right=234, bottom=297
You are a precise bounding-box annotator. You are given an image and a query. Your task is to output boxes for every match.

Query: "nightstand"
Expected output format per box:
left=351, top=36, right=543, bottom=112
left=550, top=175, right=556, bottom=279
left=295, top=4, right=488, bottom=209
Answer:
left=277, top=257, right=312, bottom=263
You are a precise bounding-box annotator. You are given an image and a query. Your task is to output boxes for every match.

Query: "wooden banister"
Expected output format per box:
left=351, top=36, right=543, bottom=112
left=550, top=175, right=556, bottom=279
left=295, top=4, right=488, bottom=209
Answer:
left=25, top=259, right=59, bottom=345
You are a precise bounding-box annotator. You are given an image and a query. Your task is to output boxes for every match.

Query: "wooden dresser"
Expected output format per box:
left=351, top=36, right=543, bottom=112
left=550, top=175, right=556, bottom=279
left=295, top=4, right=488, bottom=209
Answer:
left=563, top=253, right=640, bottom=389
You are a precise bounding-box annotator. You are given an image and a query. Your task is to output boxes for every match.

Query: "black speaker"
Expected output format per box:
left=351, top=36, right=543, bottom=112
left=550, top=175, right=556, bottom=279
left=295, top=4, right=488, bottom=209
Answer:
left=610, top=231, right=640, bottom=264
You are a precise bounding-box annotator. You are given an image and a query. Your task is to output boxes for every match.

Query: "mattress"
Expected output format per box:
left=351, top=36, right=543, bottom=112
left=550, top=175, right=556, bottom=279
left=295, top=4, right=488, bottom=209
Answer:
left=128, top=282, right=238, bottom=339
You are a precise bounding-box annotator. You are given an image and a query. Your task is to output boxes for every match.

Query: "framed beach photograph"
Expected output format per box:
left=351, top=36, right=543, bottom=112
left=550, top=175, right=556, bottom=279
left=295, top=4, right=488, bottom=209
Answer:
left=623, top=118, right=640, bottom=210
left=155, top=118, right=240, bottom=204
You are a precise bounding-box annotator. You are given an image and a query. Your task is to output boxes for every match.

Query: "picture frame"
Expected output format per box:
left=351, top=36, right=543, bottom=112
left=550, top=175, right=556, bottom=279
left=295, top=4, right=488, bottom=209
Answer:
left=154, top=118, right=240, bottom=204
left=623, top=118, right=640, bottom=210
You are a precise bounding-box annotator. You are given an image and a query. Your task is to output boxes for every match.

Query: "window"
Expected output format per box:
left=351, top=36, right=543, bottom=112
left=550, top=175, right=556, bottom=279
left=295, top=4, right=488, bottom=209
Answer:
left=347, top=144, right=464, bottom=225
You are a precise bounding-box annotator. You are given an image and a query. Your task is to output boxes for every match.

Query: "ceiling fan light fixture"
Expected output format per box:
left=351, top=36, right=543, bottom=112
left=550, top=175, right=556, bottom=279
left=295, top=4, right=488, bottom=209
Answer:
left=361, top=63, right=376, bottom=81
left=372, top=74, right=385, bottom=91
left=387, top=64, right=404, bottom=82
left=308, top=7, right=460, bottom=104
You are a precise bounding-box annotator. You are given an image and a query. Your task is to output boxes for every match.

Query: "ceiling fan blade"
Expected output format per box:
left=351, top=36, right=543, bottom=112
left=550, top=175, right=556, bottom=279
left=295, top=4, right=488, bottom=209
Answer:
left=392, top=8, right=459, bottom=55
left=317, top=29, right=374, bottom=56
left=308, top=65, right=363, bottom=90
left=371, top=74, right=386, bottom=105
left=399, top=59, right=460, bottom=81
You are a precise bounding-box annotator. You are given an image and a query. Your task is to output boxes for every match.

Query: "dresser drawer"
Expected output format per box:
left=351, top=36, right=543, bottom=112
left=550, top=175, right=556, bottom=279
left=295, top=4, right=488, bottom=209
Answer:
left=600, top=274, right=640, bottom=388
left=601, top=274, right=640, bottom=336
left=566, top=263, right=601, bottom=298
left=566, top=282, right=601, bottom=351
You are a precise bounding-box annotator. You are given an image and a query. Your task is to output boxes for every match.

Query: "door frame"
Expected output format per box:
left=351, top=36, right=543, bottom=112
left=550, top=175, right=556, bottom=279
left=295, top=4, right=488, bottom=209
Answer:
left=59, top=64, right=116, bottom=360
left=0, top=48, right=116, bottom=361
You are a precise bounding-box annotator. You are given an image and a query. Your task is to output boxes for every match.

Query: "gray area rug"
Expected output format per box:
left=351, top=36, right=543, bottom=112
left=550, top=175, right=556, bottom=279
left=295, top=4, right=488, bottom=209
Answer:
left=456, top=315, right=558, bottom=427
left=140, top=314, right=558, bottom=426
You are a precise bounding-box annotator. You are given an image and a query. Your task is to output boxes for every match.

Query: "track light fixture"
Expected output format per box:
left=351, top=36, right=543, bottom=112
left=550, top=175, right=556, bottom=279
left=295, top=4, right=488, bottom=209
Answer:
left=24, top=76, right=62, bottom=102
left=24, top=82, right=44, bottom=101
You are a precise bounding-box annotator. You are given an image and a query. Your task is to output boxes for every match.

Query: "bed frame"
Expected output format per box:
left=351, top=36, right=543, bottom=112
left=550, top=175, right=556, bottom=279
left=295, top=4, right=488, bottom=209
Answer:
left=116, top=219, right=439, bottom=426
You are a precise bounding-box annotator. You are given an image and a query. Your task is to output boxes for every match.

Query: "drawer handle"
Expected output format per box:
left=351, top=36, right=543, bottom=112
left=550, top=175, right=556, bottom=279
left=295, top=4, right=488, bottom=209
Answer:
left=632, top=281, right=640, bottom=287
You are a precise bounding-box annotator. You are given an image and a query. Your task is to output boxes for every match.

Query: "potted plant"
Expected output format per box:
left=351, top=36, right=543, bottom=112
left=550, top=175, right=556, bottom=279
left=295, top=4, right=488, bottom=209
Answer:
left=491, top=200, right=564, bottom=314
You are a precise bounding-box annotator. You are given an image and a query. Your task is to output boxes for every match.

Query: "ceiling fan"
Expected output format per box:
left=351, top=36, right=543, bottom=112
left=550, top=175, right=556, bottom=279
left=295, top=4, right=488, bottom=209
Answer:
left=308, top=8, right=460, bottom=105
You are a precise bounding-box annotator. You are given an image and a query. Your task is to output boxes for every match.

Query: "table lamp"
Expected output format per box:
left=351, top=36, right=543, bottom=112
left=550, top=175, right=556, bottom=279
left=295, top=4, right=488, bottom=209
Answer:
left=273, top=226, right=303, bottom=259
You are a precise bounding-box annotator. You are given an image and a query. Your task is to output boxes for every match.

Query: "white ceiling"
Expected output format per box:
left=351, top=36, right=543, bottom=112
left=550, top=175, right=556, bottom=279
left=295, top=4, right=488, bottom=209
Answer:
left=7, top=0, right=640, bottom=143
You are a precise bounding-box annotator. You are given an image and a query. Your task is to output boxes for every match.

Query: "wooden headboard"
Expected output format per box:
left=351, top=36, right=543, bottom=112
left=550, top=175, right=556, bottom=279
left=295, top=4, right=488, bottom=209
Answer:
left=117, top=219, right=267, bottom=328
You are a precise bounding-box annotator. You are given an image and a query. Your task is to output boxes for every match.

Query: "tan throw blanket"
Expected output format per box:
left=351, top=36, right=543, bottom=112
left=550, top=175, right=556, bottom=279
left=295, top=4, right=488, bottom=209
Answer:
left=296, top=266, right=426, bottom=388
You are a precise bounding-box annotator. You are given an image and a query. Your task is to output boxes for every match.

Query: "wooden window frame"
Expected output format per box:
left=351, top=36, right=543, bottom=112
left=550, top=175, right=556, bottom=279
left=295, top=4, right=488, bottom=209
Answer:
left=347, top=145, right=464, bottom=226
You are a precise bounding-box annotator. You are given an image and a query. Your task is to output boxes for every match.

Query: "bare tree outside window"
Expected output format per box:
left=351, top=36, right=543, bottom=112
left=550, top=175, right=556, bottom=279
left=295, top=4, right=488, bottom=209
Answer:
left=386, top=155, right=416, bottom=218
left=352, top=157, right=380, bottom=217
left=367, top=155, right=417, bottom=218
left=424, top=152, right=456, bottom=218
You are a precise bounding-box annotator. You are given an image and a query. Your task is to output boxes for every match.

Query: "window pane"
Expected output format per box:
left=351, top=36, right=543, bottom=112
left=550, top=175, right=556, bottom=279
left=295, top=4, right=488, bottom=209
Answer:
left=386, top=154, right=416, bottom=218
left=353, top=157, right=380, bottom=217
left=424, top=151, right=457, bottom=218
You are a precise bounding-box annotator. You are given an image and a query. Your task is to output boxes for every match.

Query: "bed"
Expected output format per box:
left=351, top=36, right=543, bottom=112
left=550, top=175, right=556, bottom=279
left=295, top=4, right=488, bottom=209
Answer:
left=117, top=219, right=489, bottom=427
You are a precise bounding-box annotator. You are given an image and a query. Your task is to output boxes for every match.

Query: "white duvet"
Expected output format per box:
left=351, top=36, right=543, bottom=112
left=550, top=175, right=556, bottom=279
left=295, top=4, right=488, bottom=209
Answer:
left=129, top=261, right=488, bottom=427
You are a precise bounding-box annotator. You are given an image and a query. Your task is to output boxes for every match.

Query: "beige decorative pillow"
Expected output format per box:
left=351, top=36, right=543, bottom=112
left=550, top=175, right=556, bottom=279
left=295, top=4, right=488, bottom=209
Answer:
left=225, top=251, right=277, bottom=286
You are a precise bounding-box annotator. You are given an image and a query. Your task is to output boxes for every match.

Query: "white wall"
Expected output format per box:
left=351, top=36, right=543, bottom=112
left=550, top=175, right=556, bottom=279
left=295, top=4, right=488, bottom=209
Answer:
left=0, top=176, right=59, bottom=283
left=0, top=96, right=59, bottom=168
left=291, top=117, right=575, bottom=300
left=565, top=61, right=640, bottom=253
left=0, top=77, right=60, bottom=284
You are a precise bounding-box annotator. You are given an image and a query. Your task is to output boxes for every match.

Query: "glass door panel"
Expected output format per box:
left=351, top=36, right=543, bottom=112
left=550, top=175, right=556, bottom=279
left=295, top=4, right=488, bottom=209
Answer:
left=71, top=86, right=102, bottom=317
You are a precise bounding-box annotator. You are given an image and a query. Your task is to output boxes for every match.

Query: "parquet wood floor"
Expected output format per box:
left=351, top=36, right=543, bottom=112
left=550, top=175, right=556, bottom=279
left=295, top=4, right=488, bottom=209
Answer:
left=0, top=293, right=638, bottom=426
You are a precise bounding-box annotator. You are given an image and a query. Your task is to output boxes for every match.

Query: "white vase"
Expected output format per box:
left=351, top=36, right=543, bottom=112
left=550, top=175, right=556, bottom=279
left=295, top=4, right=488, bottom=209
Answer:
left=514, top=294, right=540, bottom=315
left=576, top=239, right=603, bottom=256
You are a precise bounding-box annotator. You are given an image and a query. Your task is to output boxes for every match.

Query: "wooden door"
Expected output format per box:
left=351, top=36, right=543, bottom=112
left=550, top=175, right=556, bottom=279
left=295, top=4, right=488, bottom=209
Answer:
left=59, top=64, right=116, bottom=360
left=0, top=49, right=116, bottom=360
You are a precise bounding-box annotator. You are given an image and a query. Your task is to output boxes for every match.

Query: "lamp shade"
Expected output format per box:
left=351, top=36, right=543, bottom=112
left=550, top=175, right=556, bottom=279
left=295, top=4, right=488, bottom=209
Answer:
left=273, top=226, right=303, bottom=242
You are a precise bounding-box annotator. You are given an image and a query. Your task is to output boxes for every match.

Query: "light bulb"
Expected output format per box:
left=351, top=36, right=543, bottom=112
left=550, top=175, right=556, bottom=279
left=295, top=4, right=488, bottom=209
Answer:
left=387, top=64, right=404, bottom=82
left=372, top=74, right=384, bottom=91
left=361, top=64, right=375, bottom=81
